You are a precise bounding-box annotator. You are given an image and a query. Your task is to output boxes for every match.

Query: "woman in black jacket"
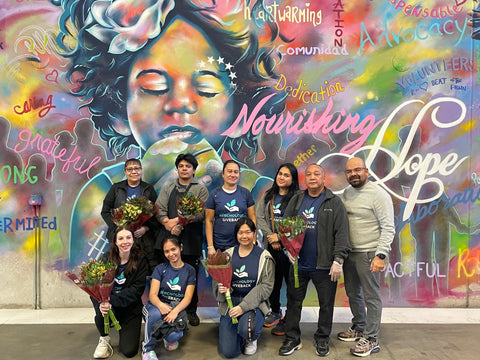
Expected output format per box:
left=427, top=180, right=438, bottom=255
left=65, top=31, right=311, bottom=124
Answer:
left=101, top=158, right=159, bottom=270
left=91, top=226, right=148, bottom=359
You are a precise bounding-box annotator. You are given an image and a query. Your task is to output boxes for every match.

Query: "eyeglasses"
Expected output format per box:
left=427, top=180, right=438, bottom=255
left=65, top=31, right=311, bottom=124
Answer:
left=125, top=167, right=142, bottom=173
left=237, top=230, right=253, bottom=236
left=344, top=167, right=365, bottom=175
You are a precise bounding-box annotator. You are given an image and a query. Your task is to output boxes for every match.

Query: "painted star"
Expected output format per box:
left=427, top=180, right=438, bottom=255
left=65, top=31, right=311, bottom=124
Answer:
left=228, top=71, right=237, bottom=80
left=217, top=56, right=224, bottom=64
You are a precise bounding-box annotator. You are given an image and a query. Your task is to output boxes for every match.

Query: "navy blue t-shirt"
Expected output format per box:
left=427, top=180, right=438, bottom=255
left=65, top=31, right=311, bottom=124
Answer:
left=113, top=262, right=127, bottom=293
left=297, top=191, right=326, bottom=272
left=272, top=194, right=286, bottom=226
left=127, top=185, right=141, bottom=199
left=231, top=245, right=262, bottom=302
left=151, top=262, right=196, bottom=305
left=206, top=186, right=255, bottom=250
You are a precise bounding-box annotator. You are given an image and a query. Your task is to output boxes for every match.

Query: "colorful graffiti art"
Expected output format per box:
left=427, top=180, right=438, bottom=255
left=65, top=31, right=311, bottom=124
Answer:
left=1, top=0, right=479, bottom=307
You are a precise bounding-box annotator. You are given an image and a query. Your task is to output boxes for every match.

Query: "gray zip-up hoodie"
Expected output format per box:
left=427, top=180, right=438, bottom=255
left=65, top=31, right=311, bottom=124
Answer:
left=213, top=246, right=275, bottom=316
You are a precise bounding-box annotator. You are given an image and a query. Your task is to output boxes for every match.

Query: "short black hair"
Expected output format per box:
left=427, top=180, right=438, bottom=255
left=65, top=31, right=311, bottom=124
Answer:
left=175, top=153, right=198, bottom=170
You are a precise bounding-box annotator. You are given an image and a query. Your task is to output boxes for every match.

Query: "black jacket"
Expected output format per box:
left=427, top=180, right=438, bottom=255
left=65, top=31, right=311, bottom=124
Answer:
left=106, top=254, right=149, bottom=324
left=101, top=179, right=159, bottom=241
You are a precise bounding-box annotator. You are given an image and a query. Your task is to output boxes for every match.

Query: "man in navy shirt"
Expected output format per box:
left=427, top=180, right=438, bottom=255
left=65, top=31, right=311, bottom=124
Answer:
left=278, top=164, right=350, bottom=357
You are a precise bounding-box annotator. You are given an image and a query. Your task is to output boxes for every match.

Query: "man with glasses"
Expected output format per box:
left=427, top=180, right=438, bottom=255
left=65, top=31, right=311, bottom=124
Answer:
left=278, top=164, right=350, bottom=357
left=101, top=158, right=159, bottom=270
left=338, top=157, right=395, bottom=357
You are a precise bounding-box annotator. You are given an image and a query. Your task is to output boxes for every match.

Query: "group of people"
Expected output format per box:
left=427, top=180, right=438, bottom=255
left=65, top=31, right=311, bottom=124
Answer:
left=90, top=153, right=395, bottom=359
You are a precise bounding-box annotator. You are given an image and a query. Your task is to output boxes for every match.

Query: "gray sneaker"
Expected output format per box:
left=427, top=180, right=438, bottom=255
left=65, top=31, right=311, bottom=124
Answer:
left=337, top=327, right=364, bottom=342
left=351, top=337, right=380, bottom=357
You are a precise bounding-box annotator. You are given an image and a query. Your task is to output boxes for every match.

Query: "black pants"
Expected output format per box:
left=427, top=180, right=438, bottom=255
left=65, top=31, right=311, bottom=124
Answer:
left=92, top=298, right=142, bottom=358
left=268, top=245, right=291, bottom=313
left=182, top=254, right=200, bottom=313
left=285, top=269, right=337, bottom=343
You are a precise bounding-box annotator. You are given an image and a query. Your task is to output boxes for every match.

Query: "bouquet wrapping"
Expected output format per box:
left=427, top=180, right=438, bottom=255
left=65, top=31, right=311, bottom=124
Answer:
left=177, top=193, right=204, bottom=229
left=201, top=250, right=238, bottom=324
left=65, top=259, right=121, bottom=333
left=112, top=196, right=157, bottom=233
left=276, top=216, right=307, bottom=288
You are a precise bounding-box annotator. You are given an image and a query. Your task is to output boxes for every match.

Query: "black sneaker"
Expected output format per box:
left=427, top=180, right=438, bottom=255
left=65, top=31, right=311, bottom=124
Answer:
left=279, top=339, right=302, bottom=356
left=187, top=311, right=200, bottom=326
left=271, top=317, right=285, bottom=336
left=315, top=339, right=329, bottom=357
left=264, top=311, right=282, bottom=327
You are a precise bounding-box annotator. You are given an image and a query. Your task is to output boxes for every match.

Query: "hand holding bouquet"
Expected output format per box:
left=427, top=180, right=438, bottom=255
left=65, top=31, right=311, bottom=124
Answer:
left=201, top=250, right=238, bottom=324
left=276, top=216, right=307, bottom=288
left=112, top=196, right=157, bottom=233
left=177, top=193, right=204, bottom=229
left=65, top=259, right=121, bottom=333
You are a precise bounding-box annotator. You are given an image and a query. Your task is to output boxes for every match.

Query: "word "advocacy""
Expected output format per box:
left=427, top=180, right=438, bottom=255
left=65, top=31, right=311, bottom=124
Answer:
left=359, top=17, right=468, bottom=54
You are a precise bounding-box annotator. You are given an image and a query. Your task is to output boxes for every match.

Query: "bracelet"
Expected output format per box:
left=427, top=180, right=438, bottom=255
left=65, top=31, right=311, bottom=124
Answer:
left=207, top=246, right=214, bottom=249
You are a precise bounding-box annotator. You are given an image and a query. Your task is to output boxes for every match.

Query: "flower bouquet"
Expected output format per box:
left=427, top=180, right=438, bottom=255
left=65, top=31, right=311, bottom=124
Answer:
left=112, top=196, right=157, bottom=233
left=276, top=216, right=307, bottom=288
left=65, top=259, right=121, bottom=334
left=177, top=193, right=204, bottom=229
left=201, top=250, right=238, bottom=324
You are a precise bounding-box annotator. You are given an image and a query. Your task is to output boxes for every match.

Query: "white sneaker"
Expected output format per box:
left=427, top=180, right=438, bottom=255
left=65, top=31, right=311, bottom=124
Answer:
left=142, top=350, right=158, bottom=360
left=93, top=336, right=113, bottom=358
left=243, top=339, right=257, bottom=355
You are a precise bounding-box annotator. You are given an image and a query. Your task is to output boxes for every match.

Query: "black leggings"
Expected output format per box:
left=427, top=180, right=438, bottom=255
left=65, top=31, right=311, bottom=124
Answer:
left=92, top=299, right=142, bottom=358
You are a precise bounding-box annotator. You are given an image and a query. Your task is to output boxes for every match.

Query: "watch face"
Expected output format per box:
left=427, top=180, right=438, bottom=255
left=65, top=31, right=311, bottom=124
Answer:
left=377, top=254, right=386, bottom=260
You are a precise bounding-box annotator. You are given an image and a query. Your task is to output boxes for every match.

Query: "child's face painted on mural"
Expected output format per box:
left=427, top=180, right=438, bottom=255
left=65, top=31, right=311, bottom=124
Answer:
left=126, top=17, right=234, bottom=151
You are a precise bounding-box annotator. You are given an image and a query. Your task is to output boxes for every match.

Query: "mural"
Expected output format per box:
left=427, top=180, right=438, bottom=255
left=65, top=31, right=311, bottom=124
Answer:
left=1, top=0, right=479, bottom=308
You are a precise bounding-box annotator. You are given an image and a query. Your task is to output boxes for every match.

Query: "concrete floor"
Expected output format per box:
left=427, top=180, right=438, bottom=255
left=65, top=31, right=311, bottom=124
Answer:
left=0, top=321, right=479, bottom=359
left=1, top=307, right=479, bottom=359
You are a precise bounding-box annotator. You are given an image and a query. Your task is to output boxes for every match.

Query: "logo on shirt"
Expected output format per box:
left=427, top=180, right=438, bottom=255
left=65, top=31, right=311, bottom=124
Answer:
left=167, top=276, right=181, bottom=291
left=234, top=264, right=248, bottom=278
left=114, top=271, right=126, bottom=286
left=225, top=199, right=240, bottom=212
left=302, top=207, right=315, bottom=219
left=273, top=203, right=282, bottom=215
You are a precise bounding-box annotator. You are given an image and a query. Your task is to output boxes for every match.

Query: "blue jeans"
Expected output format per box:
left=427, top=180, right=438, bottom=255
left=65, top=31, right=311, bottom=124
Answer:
left=285, top=268, right=337, bottom=343
left=142, top=301, right=184, bottom=353
left=218, top=309, right=264, bottom=358
left=344, top=251, right=382, bottom=339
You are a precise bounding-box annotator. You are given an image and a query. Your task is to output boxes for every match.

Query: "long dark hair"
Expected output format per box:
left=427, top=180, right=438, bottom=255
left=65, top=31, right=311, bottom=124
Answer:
left=263, top=163, right=299, bottom=209
left=108, top=226, right=141, bottom=275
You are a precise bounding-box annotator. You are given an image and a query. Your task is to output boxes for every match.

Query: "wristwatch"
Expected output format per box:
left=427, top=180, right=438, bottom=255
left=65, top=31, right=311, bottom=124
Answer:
left=377, top=253, right=386, bottom=260
left=334, top=257, right=344, bottom=265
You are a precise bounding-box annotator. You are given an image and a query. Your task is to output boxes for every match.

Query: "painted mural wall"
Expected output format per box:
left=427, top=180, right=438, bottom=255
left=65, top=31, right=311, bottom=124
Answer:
left=1, top=0, right=479, bottom=308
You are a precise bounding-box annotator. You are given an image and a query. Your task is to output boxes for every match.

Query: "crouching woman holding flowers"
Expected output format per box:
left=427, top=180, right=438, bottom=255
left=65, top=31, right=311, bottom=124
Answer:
left=92, top=226, right=149, bottom=359
left=142, top=236, right=196, bottom=360
left=214, top=217, right=275, bottom=358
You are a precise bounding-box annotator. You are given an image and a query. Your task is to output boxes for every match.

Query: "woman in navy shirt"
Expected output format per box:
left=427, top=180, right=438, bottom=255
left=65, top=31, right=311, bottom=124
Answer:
left=214, top=217, right=274, bottom=358
left=142, top=236, right=196, bottom=360
left=205, top=160, right=256, bottom=255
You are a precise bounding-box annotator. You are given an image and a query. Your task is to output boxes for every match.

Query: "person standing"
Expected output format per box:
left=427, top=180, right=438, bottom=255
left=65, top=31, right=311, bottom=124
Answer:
left=155, top=153, right=208, bottom=326
left=279, top=164, right=350, bottom=357
left=256, top=163, right=300, bottom=329
left=338, top=157, right=395, bottom=357
left=205, top=160, right=256, bottom=254
left=101, top=159, right=159, bottom=271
